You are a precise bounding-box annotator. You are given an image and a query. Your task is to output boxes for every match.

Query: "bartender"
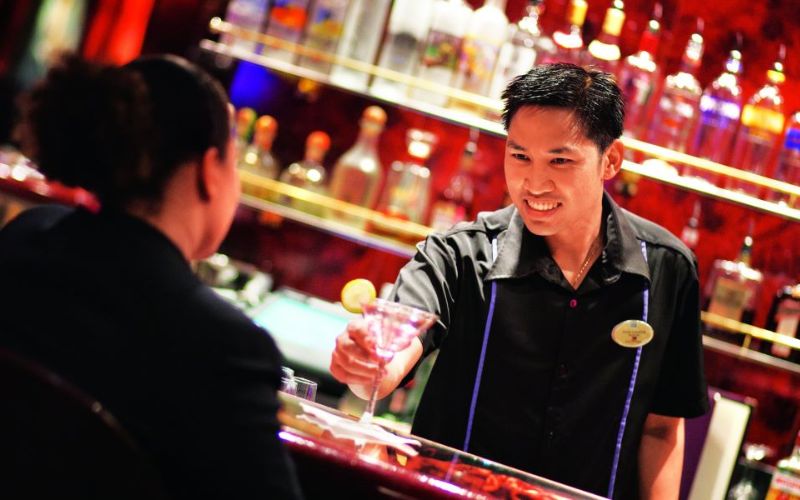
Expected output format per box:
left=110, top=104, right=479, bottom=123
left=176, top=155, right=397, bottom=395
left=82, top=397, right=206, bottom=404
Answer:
left=330, top=63, right=708, bottom=499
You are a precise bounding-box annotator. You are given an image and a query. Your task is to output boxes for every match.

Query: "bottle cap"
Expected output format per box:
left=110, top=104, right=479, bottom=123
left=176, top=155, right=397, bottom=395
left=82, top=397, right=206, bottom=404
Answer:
left=306, top=131, right=331, bottom=152
left=253, top=116, right=278, bottom=148
left=766, top=45, right=786, bottom=85
left=236, top=107, right=257, bottom=135
left=362, top=106, right=387, bottom=126
left=602, top=1, right=626, bottom=37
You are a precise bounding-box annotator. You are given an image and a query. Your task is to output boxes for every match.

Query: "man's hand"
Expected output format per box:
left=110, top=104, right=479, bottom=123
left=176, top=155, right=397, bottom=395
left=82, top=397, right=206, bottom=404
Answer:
left=639, top=413, right=684, bottom=500
left=329, top=318, right=422, bottom=400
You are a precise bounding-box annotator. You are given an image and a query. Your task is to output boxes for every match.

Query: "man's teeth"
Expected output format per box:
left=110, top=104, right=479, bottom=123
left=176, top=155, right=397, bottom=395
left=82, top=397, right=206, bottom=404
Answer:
left=527, top=200, right=559, bottom=211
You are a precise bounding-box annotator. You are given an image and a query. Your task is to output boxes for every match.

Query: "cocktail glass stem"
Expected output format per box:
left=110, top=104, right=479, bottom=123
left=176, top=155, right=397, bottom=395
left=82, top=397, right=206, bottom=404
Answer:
left=360, top=367, right=383, bottom=424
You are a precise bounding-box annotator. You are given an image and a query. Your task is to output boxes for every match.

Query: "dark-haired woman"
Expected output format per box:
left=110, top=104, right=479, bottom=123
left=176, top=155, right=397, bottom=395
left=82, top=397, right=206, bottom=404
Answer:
left=0, top=54, right=302, bottom=499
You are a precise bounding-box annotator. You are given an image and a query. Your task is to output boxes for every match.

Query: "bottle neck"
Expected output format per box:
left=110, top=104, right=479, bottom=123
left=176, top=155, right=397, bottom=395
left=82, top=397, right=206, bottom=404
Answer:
left=637, top=22, right=660, bottom=56
left=738, top=237, right=753, bottom=267
left=355, top=129, right=381, bottom=152
left=484, top=0, right=508, bottom=10
left=304, top=147, right=326, bottom=164
left=518, top=4, right=542, bottom=36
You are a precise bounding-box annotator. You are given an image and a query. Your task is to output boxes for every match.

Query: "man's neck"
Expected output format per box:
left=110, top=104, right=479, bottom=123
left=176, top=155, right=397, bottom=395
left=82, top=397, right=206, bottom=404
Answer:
left=545, top=211, right=604, bottom=288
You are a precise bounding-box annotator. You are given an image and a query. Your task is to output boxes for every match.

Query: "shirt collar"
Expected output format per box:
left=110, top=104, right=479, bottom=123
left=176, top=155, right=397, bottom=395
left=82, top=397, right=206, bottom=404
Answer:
left=486, top=192, right=650, bottom=284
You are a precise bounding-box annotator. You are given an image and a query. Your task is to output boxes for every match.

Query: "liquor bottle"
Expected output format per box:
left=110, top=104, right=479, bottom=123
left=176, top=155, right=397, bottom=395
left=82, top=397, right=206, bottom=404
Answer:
left=703, top=233, right=763, bottom=337
left=488, top=0, right=555, bottom=103
left=370, top=0, right=435, bottom=101
left=234, top=107, right=257, bottom=152
left=685, top=47, right=744, bottom=184
left=765, top=431, right=800, bottom=500
left=771, top=111, right=800, bottom=206
left=221, top=0, right=270, bottom=55
left=329, top=0, right=391, bottom=91
left=679, top=200, right=701, bottom=251
left=452, top=0, right=509, bottom=102
left=328, top=106, right=387, bottom=224
left=296, top=0, right=349, bottom=74
left=374, top=128, right=437, bottom=234
left=239, top=115, right=281, bottom=179
left=585, top=0, right=626, bottom=74
left=760, top=284, right=800, bottom=361
left=646, top=21, right=704, bottom=154
left=429, top=130, right=477, bottom=232
left=617, top=3, right=661, bottom=139
left=263, top=0, right=312, bottom=63
left=728, top=46, right=787, bottom=195
left=279, top=131, right=330, bottom=214
left=542, top=0, right=587, bottom=65
left=410, top=0, right=473, bottom=107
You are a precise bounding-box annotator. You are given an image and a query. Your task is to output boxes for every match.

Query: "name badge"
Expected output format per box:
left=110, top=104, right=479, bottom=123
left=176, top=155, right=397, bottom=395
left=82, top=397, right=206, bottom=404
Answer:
left=611, top=320, right=654, bottom=348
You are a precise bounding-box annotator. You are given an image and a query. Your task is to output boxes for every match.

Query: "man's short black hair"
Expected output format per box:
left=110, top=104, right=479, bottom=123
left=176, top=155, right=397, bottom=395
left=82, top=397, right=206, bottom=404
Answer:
left=502, top=63, right=624, bottom=153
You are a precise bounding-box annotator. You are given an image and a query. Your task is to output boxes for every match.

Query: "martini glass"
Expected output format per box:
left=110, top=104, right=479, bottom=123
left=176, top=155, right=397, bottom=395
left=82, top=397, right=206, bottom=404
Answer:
left=359, top=299, right=438, bottom=424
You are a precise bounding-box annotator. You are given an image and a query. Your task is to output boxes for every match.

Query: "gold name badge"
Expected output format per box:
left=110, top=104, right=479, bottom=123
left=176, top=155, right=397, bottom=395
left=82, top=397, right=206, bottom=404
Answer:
left=611, top=320, right=654, bottom=348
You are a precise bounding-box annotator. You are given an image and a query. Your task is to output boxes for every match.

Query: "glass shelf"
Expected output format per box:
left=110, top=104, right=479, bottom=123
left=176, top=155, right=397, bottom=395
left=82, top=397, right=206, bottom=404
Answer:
left=202, top=17, right=800, bottom=223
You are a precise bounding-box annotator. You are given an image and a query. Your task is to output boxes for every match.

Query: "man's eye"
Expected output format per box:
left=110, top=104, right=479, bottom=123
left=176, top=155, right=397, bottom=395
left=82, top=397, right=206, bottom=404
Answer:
left=511, top=153, right=529, bottom=161
left=551, top=157, right=571, bottom=165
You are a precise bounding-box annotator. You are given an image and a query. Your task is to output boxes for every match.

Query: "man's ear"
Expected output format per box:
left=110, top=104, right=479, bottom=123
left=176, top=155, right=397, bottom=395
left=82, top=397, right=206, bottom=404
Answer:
left=196, top=147, right=222, bottom=202
left=602, top=139, right=624, bottom=181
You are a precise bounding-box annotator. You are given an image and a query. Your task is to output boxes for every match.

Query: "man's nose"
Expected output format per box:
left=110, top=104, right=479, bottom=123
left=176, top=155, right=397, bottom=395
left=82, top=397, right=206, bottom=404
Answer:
left=524, top=166, right=555, bottom=195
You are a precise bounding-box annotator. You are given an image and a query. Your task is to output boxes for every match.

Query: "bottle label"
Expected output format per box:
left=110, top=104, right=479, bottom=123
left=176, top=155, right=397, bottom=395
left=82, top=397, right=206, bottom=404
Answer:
left=785, top=127, right=800, bottom=152
left=421, top=30, right=462, bottom=71
left=772, top=297, right=800, bottom=358
left=708, top=277, right=749, bottom=322
left=602, top=8, right=625, bottom=37
left=700, top=95, right=741, bottom=121
left=459, top=38, right=502, bottom=94
left=766, top=471, right=800, bottom=499
left=741, top=104, right=786, bottom=135
left=567, top=0, right=588, bottom=26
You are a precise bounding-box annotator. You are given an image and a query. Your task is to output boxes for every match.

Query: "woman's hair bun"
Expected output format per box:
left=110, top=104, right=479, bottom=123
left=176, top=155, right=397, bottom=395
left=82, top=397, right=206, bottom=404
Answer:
left=17, top=53, right=153, bottom=203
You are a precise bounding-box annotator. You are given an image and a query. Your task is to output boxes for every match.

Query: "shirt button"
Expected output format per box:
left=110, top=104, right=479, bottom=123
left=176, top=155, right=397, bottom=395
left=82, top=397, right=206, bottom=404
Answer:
left=547, top=430, right=556, bottom=440
left=569, top=298, right=577, bottom=308
left=558, top=363, right=569, bottom=378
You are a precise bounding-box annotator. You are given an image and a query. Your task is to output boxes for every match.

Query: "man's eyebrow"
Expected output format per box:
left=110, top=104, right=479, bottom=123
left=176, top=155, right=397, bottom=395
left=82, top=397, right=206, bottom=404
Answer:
left=507, top=140, right=526, bottom=150
left=548, top=146, right=577, bottom=154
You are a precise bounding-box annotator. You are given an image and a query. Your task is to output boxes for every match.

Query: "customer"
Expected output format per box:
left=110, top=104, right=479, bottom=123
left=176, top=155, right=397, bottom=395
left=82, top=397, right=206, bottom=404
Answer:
left=331, top=63, right=708, bottom=499
left=0, top=54, right=302, bottom=499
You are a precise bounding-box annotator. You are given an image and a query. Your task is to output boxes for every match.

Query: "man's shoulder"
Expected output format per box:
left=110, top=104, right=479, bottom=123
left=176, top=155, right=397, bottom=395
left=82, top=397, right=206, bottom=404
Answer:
left=620, top=207, right=697, bottom=273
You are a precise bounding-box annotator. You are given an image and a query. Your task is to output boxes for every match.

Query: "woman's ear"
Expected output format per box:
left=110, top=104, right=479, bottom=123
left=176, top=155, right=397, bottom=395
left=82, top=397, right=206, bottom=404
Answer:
left=602, top=139, right=624, bottom=181
left=196, top=147, right=223, bottom=202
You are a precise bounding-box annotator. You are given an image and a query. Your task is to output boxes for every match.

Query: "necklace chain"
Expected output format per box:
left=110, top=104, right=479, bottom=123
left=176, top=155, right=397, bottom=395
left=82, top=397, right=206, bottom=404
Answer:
left=572, top=234, right=602, bottom=289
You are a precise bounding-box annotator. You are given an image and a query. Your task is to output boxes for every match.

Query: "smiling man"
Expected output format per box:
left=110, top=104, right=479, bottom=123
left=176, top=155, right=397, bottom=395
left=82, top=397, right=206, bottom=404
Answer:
left=331, top=64, right=708, bottom=499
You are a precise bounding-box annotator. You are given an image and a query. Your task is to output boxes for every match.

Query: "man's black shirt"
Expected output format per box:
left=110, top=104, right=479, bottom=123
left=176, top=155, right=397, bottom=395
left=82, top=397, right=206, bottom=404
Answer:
left=392, top=193, right=708, bottom=499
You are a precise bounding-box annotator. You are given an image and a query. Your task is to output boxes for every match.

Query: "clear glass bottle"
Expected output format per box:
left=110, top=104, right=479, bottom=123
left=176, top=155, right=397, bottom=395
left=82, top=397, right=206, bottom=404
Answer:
left=646, top=22, right=704, bottom=154
left=410, top=0, right=473, bottom=107
left=617, top=4, right=661, bottom=140
left=263, top=0, right=312, bottom=63
left=765, top=431, right=800, bottom=500
left=703, top=233, right=763, bottom=345
left=296, top=0, right=349, bottom=74
left=728, top=46, right=787, bottom=195
left=586, top=0, right=626, bottom=74
left=728, top=444, right=769, bottom=500
left=279, top=130, right=330, bottom=214
left=451, top=0, right=509, bottom=103
left=772, top=112, right=800, bottom=206
left=370, top=0, right=435, bottom=101
left=328, top=0, right=392, bottom=91
left=374, top=128, right=437, bottom=234
left=488, top=0, right=555, bottom=103
left=685, top=47, right=744, bottom=184
left=328, top=106, right=387, bottom=225
left=221, top=0, right=270, bottom=55
left=239, top=115, right=281, bottom=179
left=429, top=130, right=477, bottom=232
left=541, top=0, right=587, bottom=65
left=761, top=284, right=800, bottom=361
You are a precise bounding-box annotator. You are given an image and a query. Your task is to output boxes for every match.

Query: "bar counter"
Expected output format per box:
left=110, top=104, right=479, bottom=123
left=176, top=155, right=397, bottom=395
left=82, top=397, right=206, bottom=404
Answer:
left=277, top=393, right=603, bottom=499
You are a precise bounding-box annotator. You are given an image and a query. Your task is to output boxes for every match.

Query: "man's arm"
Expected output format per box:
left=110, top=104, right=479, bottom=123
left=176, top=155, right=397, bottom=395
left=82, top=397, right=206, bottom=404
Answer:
left=639, top=413, right=684, bottom=500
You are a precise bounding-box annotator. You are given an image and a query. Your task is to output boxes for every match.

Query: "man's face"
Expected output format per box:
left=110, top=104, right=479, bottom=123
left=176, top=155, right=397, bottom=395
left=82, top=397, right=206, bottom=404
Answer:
left=504, top=106, right=618, bottom=239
